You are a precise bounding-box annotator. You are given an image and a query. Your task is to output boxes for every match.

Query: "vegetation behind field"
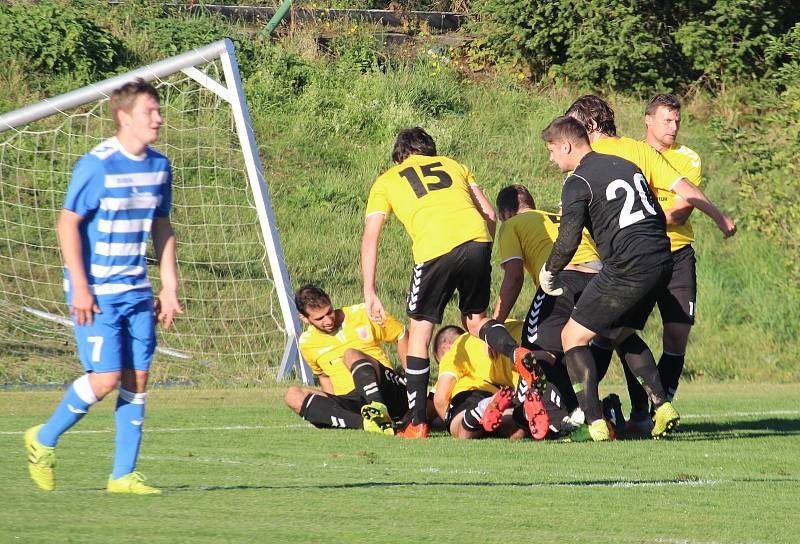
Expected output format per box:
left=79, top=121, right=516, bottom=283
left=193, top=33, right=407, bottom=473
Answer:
left=0, top=1, right=798, bottom=383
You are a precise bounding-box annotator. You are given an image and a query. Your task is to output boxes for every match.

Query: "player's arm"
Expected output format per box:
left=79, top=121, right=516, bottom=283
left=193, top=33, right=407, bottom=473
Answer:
left=395, top=329, right=408, bottom=370
left=318, top=373, right=334, bottom=395
left=469, top=184, right=497, bottom=239
left=663, top=196, right=695, bottom=226
left=493, top=258, right=524, bottom=322
left=57, top=209, right=98, bottom=326
left=433, top=374, right=457, bottom=421
left=361, top=212, right=388, bottom=324
left=670, top=178, right=736, bottom=238
left=152, top=216, right=183, bottom=329
left=546, top=176, right=588, bottom=273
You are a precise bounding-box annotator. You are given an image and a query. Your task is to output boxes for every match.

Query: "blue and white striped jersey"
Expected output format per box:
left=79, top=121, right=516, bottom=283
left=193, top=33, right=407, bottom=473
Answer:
left=62, top=137, right=172, bottom=303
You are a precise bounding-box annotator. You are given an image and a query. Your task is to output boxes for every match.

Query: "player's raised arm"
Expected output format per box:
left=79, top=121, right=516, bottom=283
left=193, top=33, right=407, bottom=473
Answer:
left=361, top=212, right=387, bottom=324
left=152, top=216, right=182, bottom=329
left=670, top=178, right=736, bottom=238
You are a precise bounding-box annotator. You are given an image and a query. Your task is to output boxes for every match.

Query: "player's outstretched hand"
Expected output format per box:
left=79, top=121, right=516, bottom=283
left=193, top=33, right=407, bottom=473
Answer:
left=156, top=289, right=183, bottom=330
left=717, top=213, right=737, bottom=239
left=71, top=287, right=101, bottom=326
left=365, top=292, right=387, bottom=325
left=539, top=264, right=564, bottom=296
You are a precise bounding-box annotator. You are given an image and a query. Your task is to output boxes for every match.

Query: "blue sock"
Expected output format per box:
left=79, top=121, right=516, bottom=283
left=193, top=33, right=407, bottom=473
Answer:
left=111, top=388, right=146, bottom=479
left=38, top=374, right=98, bottom=447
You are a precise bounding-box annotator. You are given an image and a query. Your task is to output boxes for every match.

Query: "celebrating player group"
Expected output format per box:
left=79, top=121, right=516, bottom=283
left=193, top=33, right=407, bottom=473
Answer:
left=288, top=93, right=736, bottom=443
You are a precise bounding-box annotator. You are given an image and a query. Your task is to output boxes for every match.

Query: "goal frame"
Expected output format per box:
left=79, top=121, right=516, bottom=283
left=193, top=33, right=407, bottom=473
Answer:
left=0, top=38, right=312, bottom=384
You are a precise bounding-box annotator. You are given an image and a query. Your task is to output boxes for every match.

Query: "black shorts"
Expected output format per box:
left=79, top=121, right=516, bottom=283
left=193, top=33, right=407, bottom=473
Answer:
left=330, top=365, right=408, bottom=419
left=444, top=389, right=492, bottom=432
left=406, top=241, right=491, bottom=323
left=520, top=271, right=595, bottom=353
left=572, top=261, right=673, bottom=333
left=656, top=245, right=696, bottom=325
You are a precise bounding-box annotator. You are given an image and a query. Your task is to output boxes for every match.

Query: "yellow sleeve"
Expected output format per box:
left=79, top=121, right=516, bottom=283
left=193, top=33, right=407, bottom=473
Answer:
left=364, top=177, right=392, bottom=219
left=678, top=147, right=702, bottom=187
left=437, top=348, right=462, bottom=381
left=497, top=222, right=523, bottom=264
left=463, top=164, right=477, bottom=186
left=298, top=339, right=323, bottom=376
left=373, top=311, right=405, bottom=343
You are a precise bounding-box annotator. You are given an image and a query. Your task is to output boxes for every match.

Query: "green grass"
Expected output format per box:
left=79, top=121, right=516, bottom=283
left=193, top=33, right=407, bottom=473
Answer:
left=2, top=383, right=799, bottom=543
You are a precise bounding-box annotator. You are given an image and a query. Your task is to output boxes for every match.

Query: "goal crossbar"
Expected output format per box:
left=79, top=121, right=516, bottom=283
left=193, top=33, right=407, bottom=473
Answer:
left=0, top=39, right=312, bottom=384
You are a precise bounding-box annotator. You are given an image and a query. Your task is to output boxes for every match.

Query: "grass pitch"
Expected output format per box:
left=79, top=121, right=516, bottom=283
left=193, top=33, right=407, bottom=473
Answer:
left=1, top=383, right=799, bottom=543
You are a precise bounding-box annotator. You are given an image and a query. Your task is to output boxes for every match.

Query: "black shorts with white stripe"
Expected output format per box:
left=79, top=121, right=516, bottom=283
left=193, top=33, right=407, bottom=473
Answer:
left=444, top=389, right=493, bottom=433
left=406, top=241, right=492, bottom=323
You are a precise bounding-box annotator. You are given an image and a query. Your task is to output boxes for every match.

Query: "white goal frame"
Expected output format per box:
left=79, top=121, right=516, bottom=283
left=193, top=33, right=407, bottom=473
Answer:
left=0, top=38, right=312, bottom=384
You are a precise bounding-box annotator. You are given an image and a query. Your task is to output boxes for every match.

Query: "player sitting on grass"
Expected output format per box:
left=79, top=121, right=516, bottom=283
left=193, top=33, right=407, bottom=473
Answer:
left=24, top=79, right=182, bottom=495
left=285, top=284, right=408, bottom=435
left=432, top=322, right=568, bottom=440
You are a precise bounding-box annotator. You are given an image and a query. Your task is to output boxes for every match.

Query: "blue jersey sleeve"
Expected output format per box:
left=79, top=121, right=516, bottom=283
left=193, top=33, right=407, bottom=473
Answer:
left=155, top=165, right=172, bottom=218
left=63, top=156, right=104, bottom=216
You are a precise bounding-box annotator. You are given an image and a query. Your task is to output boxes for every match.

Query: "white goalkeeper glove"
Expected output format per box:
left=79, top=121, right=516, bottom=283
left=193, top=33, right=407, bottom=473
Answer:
left=539, top=264, right=564, bottom=296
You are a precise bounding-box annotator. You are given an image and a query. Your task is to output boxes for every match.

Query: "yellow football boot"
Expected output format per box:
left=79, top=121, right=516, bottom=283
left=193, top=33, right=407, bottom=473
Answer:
left=652, top=402, right=680, bottom=439
left=24, top=424, right=55, bottom=491
left=107, top=471, right=162, bottom=495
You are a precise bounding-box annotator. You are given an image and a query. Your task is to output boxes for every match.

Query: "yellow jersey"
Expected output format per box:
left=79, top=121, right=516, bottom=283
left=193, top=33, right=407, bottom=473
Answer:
left=298, top=304, right=405, bottom=395
left=657, top=143, right=702, bottom=252
left=435, top=321, right=523, bottom=398
left=497, top=209, right=600, bottom=287
left=365, top=154, right=492, bottom=263
left=591, top=136, right=684, bottom=194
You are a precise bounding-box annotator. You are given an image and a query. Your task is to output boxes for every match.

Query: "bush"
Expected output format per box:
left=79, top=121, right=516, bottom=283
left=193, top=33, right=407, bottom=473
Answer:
left=0, top=1, right=122, bottom=85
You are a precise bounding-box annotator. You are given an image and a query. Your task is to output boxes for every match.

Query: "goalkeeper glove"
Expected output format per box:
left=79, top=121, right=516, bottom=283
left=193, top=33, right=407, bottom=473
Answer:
left=539, top=264, right=564, bottom=296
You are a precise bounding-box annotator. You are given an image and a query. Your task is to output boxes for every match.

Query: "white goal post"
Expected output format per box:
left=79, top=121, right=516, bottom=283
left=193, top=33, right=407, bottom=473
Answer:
left=0, top=39, right=312, bottom=385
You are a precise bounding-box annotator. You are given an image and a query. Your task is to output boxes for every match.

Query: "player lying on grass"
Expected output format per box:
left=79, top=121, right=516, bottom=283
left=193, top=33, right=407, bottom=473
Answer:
left=432, top=322, right=560, bottom=440
left=361, top=127, right=545, bottom=438
left=565, top=94, right=736, bottom=432
left=25, top=79, right=182, bottom=495
left=285, top=284, right=409, bottom=435
left=539, top=116, right=680, bottom=441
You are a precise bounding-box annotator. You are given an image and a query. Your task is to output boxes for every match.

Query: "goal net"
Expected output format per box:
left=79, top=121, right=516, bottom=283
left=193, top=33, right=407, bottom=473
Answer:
left=0, top=39, right=311, bottom=386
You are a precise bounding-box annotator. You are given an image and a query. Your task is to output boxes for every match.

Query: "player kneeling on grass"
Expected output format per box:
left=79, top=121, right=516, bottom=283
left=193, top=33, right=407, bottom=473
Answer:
left=285, top=284, right=409, bottom=435
left=432, top=322, right=578, bottom=440
left=25, top=79, right=182, bottom=495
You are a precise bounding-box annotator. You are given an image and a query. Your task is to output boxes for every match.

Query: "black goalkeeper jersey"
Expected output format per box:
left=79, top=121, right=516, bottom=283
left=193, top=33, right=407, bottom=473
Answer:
left=547, top=151, right=671, bottom=272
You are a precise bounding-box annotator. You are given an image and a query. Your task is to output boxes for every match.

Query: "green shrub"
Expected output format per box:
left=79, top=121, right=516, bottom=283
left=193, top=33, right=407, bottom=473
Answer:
left=765, top=22, right=800, bottom=87
left=0, top=1, right=121, bottom=84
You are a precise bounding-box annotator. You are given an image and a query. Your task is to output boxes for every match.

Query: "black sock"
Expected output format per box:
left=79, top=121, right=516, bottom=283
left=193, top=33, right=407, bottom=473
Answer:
left=658, top=352, right=685, bottom=402
left=540, top=356, right=579, bottom=413
left=405, top=355, right=429, bottom=424
left=299, top=393, right=362, bottom=429
left=512, top=404, right=528, bottom=429
left=591, top=341, right=614, bottom=382
left=621, top=356, right=650, bottom=415
left=478, top=319, right=517, bottom=360
left=542, top=381, right=569, bottom=432
left=617, top=334, right=667, bottom=408
left=563, top=345, right=602, bottom=422
left=461, top=403, right=482, bottom=432
left=350, top=360, right=383, bottom=404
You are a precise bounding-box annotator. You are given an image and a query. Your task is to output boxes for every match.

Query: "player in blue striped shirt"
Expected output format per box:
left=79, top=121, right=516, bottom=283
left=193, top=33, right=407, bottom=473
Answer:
left=24, top=79, right=182, bottom=495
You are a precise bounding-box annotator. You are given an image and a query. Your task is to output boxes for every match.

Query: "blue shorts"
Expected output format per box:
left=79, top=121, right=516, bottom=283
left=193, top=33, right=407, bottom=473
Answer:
left=72, top=297, right=156, bottom=373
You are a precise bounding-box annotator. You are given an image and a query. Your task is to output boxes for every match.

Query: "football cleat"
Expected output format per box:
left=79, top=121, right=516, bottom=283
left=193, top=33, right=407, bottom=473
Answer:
left=24, top=424, right=56, bottom=491
left=560, top=423, right=592, bottom=443
left=361, top=401, right=395, bottom=436
left=107, top=471, right=162, bottom=495
left=480, top=386, right=515, bottom=432
left=626, top=412, right=655, bottom=435
left=523, top=389, right=550, bottom=440
left=588, top=419, right=612, bottom=441
left=652, top=402, right=680, bottom=439
left=512, top=347, right=547, bottom=392
left=396, top=421, right=429, bottom=439
left=601, top=394, right=626, bottom=439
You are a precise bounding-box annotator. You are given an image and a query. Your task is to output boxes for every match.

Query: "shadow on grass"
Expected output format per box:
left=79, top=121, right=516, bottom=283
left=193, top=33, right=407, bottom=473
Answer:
left=670, top=418, right=800, bottom=441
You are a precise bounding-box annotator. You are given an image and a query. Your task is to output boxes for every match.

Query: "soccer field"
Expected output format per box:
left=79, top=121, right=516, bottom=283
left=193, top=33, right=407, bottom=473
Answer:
left=2, top=383, right=799, bottom=543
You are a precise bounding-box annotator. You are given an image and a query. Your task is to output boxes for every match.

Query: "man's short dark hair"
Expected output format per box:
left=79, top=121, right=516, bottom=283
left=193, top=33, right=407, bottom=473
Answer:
left=541, top=116, right=590, bottom=146
left=645, top=93, right=682, bottom=116
left=433, top=325, right=465, bottom=362
left=496, top=185, right=535, bottom=216
left=565, top=94, right=617, bottom=136
left=294, top=284, right=331, bottom=316
left=110, top=78, right=160, bottom=129
left=392, top=127, right=437, bottom=163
